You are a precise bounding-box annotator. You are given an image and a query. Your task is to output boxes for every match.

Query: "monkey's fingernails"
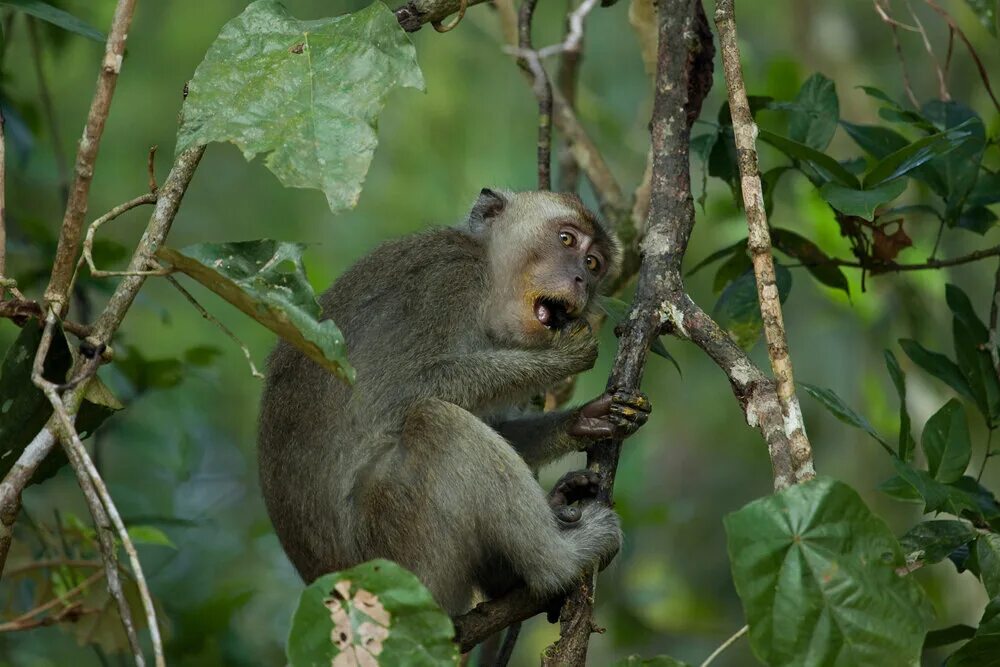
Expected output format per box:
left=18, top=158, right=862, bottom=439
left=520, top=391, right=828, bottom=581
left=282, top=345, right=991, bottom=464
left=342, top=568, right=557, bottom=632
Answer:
left=555, top=506, right=582, bottom=524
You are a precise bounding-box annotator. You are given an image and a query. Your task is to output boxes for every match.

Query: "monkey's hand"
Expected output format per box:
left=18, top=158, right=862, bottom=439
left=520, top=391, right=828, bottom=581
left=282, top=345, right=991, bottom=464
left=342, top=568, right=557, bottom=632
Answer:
left=550, top=319, right=598, bottom=375
left=548, top=469, right=600, bottom=525
left=568, top=389, right=651, bottom=441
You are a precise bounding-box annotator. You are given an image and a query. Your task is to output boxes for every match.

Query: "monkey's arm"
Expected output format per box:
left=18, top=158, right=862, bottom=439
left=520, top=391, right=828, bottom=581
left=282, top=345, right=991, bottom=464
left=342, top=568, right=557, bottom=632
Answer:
left=493, top=391, right=652, bottom=468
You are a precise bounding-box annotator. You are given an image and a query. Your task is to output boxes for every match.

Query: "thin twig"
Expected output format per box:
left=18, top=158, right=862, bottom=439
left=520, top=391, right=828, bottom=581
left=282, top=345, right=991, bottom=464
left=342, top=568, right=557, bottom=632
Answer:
left=81, top=193, right=162, bottom=278
left=27, top=18, right=70, bottom=205
left=44, top=0, right=138, bottom=312
left=904, top=0, right=950, bottom=101
left=716, top=0, right=815, bottom=486
left=166, top=274, right=263, bottom=378
left=0, top=602, right=100, bottom=633
left=147, top=145, right=159, bottom=194
left=923, top=0, right=1000, bottom=113
left=5, top=558, right=104, bottom=576
left=700, top=624, right=749, bottom=667
left=556, top=0, right=583, bottom=194
left=0, top=297, right=92, bottom=338
left=821, top=244, right=1000, bottom=272
left=0, top=569, right=104, bottom=630
left=516, top=0, right=553, bottom=190
left=873, top=0, right=921, bottom=108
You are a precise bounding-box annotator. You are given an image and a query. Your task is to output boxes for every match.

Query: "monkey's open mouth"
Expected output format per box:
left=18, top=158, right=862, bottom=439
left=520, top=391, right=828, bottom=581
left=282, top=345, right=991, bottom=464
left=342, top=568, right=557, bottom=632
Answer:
left=535, top=296, right=576, bottom=330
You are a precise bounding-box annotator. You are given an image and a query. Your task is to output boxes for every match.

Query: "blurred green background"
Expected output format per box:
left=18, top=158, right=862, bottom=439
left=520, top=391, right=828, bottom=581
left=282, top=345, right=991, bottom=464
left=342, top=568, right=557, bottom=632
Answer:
left=1, top=0, right=999, bottom=665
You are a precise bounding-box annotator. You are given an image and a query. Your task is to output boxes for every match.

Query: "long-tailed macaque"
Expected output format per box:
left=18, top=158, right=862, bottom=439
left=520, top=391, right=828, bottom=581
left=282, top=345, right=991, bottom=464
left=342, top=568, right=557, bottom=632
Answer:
left=258, top=189, right=650, bottom=615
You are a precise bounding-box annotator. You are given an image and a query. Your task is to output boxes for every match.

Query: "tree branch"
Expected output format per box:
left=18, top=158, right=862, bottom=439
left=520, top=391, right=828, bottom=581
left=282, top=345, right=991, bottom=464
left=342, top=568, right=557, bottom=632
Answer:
left=516, top=0, right=553, bottom=190
left=395, top=0, right=492, bottom=32
left=43, top=0, right=138, bottom=312
left=714, top=0, right=814, bottom=484
left=542, top=2, right=714, bottom=662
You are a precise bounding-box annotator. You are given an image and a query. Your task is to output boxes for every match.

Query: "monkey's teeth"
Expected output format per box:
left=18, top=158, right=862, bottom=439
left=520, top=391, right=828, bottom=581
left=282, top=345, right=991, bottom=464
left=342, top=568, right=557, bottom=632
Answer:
left=536, top=302, right=552, bottom=326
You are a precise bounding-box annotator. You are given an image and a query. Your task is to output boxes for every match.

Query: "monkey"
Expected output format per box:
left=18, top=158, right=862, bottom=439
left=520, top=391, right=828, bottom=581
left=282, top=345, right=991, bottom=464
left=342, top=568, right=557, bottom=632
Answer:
left=257, top=188, right=651, bottom=616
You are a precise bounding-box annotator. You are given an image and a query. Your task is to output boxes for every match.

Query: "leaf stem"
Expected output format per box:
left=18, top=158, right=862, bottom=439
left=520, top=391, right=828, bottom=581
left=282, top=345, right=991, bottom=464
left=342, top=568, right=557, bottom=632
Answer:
left=978, top=426, right=995, bottom=482
left=700, top=624, right=749, bottom=667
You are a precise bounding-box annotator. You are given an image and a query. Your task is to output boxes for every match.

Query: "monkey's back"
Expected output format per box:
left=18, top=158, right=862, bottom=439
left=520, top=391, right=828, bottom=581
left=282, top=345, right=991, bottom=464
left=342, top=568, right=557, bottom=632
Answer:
left=257, top=226, right=488, bottom=581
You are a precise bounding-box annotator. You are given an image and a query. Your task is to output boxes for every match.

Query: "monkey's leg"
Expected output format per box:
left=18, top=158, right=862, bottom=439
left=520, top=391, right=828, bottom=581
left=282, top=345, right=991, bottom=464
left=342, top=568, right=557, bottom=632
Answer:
left=398, top=399, right=621, bottom=610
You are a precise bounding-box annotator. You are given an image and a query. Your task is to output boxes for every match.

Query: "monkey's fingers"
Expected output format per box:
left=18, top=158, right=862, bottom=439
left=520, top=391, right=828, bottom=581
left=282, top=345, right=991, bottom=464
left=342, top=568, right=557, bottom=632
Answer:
left=612, top=389, right=651, bottom=414
left=548, top=470, right=601, bottom=518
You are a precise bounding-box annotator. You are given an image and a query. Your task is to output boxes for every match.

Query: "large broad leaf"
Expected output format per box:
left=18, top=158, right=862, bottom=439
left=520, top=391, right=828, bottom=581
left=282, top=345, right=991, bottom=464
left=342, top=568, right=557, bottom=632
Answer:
left=713, top=265, right=792, bottom=350
left=724, top=477, right=931, bottom=667
left=840, top=122, right=908, bottom=160
left=787, top=73, right=839, bottom=151
left=176, top=0, right=424, bottom=214
left=770, top=228, right=849, bottom=295
left=947, top=598, right=1000, bottom=666
left=921, top=400, right=971, bottom=483
left=898, top=520, right=977, bottom=566
left=759, top=129, right=860, bottom=188
left=819, top=178, right=907, bottom=221
left=885, top=350, right=915, bottom=461
left=801, top=383, right=892, bottom=454
left=0, top=1, right=103, bottom=41
left=0, top=323, right=122, bottom=485
left=157, top=241, right=354, bottom=382
left=287, top=559, right=458, bottom=666
left=899, top=339, right=976, bottom=404
left=863, top=122, right=973, bottom=187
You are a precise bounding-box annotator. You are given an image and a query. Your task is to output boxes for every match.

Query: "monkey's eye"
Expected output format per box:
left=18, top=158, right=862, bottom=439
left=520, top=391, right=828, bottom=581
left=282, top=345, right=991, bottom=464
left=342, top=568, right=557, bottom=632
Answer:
left=585, top=255, right=601, bottom=273
left=559, top=231, right=576, bottom=247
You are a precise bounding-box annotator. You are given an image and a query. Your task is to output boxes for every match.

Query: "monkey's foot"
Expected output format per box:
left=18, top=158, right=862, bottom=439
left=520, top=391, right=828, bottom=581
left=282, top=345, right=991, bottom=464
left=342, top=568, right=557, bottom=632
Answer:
left=548, top=470, right=600, bottom=525
left=568, top=390, right=651, bottom=440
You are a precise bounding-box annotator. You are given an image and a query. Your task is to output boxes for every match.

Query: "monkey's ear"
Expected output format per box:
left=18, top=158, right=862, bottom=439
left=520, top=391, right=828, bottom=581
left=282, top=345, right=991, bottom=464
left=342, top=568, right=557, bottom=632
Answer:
left=468, top=188, right=508, bottom=232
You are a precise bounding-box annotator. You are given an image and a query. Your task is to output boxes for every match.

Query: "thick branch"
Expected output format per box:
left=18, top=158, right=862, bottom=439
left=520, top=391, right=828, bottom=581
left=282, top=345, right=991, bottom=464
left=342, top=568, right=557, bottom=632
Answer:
left=43, top=0, right=137, bottom=311
left=542, top=2, right=715, bottom=664
left=714, top=0, right=814, bottom=484
left=452, top=588, right=550, bottom=653
left=395, top=0, right=491, bottom=31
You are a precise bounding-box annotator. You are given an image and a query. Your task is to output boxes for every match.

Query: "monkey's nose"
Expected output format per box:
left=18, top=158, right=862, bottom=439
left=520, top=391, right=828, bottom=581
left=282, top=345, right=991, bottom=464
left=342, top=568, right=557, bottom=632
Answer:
left=574, top=275, right=584, bottom=284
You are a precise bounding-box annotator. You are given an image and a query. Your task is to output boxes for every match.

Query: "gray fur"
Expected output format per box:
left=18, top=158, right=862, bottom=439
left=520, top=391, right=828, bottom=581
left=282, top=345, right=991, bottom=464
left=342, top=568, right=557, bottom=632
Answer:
left=258, top=190, right=622, bottom=615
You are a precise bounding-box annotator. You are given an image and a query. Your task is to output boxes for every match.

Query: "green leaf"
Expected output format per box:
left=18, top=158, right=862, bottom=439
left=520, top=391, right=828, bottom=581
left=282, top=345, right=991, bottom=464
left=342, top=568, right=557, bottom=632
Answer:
left=968, top=171, right=1000, bottom=208
left=819, top=178, right=907, bottom=221
left=899, top=338, right=976, bottom=404
left=713, top=265, right=791, bottom=350
left=761, top=166, right=792, bottom=216
left=176, top=1, right=424, bottom=214
left=887, top=461, right=996, bottom=523
left=597, top=296, right=680, bottom=375
left=884, top=350, right=915, bottom=461
left=183, top=345, right=223, bottom=367
left=978, top=534, right=1000, bottom=598
left=898, top=520, right=977, bottom=565
left=158, top=241, right=354, bottom=382
left=759, top=129, right=860, bottom=187
left=948, top=285, right=1000, bottom=423
left=117, top=346, right=185, bottom=392
left=925, top=624, right=977, bottom=649
left=286, top=559, right=459, bottom=666
left=961, top=0, right=997, bottom=35
left=957, top=206, right=998, bottom=235
left=857, top=87, right=937, bottom=132
left=725, top=477, right=931, bottom=667
left=863, top=122, right=973, bottom=187
left=127, top=526, right=176, bottom=549
left=801, top=383, right=893, bottom=453
left=708, top=126, right=741, bottom=204
left=613, top=657, right=691, bottom=667
left=770, top=228, right=849, bottom=295
left=712, top=247, right=752, bottom=293
left=947, top=598, right=1000, bottom=666
left=787, top=73, right=839, bottom=150
left=0, top=324, right=121, bottom=485
left=922, top=400, right=971, bottom=483
left=0, top=1, right=104, bottom=41
left=840, top=121, right=909, bottom=160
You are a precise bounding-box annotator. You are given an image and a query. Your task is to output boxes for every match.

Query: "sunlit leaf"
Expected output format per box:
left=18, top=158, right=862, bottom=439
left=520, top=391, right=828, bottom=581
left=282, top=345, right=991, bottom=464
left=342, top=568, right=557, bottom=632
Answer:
left=287, top=559, right=458, bottom=666
left=158, top=241, right=354, bottom=382
left=176, top=0, right=424, bottom=213
left=819, top=178, right=907, bottom=221
left=725, top=477, right=931, bottom=667
left=0, top=0, right=103, bottom=41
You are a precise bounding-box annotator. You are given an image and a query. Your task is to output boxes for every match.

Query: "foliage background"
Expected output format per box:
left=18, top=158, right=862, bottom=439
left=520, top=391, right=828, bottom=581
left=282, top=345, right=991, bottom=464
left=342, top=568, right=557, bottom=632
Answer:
left=1, top=0, right=998, bottom=664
